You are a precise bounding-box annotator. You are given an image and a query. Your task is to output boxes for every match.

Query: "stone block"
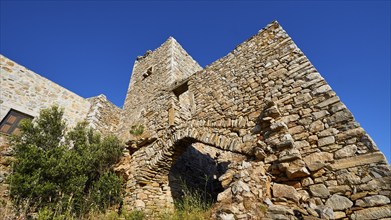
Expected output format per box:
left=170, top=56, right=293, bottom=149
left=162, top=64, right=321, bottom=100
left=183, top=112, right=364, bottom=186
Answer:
left=333, top=211, right=346, bottom=219
left=309, top=120, right=324, bottom=133
left=303, top=152, right=333, bottom=171
left=309, top=184, right=330, bottom=198
left=311, top=110, right=329, bottom=120
left=327, top=110, right=353, bottom=124
left=272, top=183, right=300, bottom=202
left=313, top=85, right=331, bottom=95
left=330, top=152, right=387, bottom=170
left=351, top=192, right=368, bottom=201
left=315, top=205, right=334, bottom=219
left=217, top=188, right=232, bottom=202
left=351, top=205, right=391, bottom=220
left=286, top=163, right=310, bottom=179
left=301, top=177, right=314, bottom=187
left=294, top=93, right=312, bottom=105
left=355, top=195, right=390, bottom=207
left=334, top=144, right=357, bottom=159
left=325, top=194, right=353, bottom=211
left=278, top=148, right=301, bottom=162
left=315, top=96, right=340, bottom=108
left=317, top=136, right=335, bottom=147
left=135, top=200, right=145, bottom=208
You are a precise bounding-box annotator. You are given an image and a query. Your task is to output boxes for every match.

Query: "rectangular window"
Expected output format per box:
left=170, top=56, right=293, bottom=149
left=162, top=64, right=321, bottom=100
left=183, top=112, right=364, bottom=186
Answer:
left=0, top=109, right=33, bottom=135
left=172, top=81, right=193, bottom=120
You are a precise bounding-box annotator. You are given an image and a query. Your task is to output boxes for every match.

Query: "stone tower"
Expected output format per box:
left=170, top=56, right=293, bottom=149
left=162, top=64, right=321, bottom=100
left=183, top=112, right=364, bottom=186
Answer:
left=117, top=37, right=202, bottom=140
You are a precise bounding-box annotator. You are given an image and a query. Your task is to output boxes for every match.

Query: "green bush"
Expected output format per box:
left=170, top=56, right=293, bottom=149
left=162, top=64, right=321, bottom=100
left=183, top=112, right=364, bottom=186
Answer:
left=90, top=172, right=123, bottom=210
left=129, top=124, right=144, bottom=136
left=8, top=106, right=124, bottom=217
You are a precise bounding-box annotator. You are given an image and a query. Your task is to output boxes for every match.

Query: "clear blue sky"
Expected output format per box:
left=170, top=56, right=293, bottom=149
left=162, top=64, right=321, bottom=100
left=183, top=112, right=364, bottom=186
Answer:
left=1, top=1, right=390, bottom=162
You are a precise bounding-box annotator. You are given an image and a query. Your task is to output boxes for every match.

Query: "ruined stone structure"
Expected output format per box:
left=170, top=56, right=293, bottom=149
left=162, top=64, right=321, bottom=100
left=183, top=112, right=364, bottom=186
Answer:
left=116, top=21, right=391, bottom=219
left=1, top=21, right=390, bottom=219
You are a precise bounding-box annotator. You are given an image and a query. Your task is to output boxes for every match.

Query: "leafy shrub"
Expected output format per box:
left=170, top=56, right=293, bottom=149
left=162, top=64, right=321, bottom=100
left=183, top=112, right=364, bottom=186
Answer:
left=129, top=124, right=144, bottom=136
left=90, top=172, right=123, bottom=210
left=8, top=106, right=124, bottom=217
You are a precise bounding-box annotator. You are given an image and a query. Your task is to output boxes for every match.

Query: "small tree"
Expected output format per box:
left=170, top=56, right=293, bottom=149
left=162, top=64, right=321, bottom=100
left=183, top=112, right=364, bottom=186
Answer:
left=8, top=106, right=124, bottom=216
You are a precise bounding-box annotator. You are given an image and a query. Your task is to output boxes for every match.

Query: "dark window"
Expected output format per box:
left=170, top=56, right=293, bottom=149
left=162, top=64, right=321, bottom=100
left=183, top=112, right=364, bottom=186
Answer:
left=0, top=109, right=34, bottom=135
left=173, top=82, right=189, bottom=99
left=143, top=66, right=154, bottom=79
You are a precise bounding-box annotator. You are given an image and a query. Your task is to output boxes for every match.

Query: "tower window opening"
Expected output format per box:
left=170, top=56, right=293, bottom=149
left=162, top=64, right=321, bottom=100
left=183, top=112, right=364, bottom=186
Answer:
left=173, top=82, right=189, bottom=99
left=143, top=66, right=154, bottom=79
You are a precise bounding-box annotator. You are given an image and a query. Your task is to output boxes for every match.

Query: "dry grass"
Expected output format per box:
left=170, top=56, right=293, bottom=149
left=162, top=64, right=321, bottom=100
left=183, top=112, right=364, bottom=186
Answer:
left=2, top=182, right=213, bottom=220
left=1, top=190, right=213, bottom=220
left=0, top=199, right=17, bottom=220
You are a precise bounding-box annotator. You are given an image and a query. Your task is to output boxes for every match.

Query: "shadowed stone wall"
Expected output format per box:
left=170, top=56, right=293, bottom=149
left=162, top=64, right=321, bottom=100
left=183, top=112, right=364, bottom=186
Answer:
left=168, top=143, right=241, bottom=204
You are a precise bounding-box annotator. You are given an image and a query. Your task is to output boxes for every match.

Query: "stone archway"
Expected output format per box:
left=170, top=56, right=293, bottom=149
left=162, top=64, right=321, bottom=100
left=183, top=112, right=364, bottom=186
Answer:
left=121, top=128, right=248, bottom=212
left=168, top=142, right=232, bottom=207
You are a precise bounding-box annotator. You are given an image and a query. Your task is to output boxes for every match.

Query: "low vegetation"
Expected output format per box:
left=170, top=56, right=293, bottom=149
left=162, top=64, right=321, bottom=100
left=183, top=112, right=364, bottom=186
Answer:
left=167, top=185, right=213, bottom=220
left=5, top=106, right=212, bottom=219
left=8, top=106, right=123, bottom=218
left=129, top=124, right=144, bottom=136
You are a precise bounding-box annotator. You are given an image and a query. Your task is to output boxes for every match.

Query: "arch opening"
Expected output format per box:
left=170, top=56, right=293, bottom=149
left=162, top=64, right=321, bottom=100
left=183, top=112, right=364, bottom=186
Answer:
left=168, top=142, right=231, bottom=207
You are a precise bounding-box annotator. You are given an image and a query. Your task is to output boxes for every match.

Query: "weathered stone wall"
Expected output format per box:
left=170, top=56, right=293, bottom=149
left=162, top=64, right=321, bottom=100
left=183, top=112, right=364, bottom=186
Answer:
left=0, top=55, right=92, bottom=127
left=86, top=94, right=122, bottom=136
left=188, top=21, right=390, bottom=219
left=117, top=37, right=203, bottom=211
left=0, top=134, right=14, bottom=217
left=120, top=21, right=391, bottom=219
left=0, top=55, right=122, bottom=133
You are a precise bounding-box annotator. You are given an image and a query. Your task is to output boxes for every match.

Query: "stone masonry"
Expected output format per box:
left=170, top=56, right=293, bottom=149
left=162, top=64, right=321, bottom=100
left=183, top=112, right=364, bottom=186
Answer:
left=86, top=94, right=122, bottom=136
left=0, top=20, right=390, bottom=219
left=0, top=54, right=121, bottom=134
left=0, top=55, right=91, bottom=128
left=117, top=21, right=391, bottom=219
left=117, top=36, right=203, bottom=141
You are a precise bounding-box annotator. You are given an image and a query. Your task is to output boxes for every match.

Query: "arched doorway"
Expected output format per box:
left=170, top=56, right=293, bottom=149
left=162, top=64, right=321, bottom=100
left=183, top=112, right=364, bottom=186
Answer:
left=168, top=141, right=243, bottom=207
